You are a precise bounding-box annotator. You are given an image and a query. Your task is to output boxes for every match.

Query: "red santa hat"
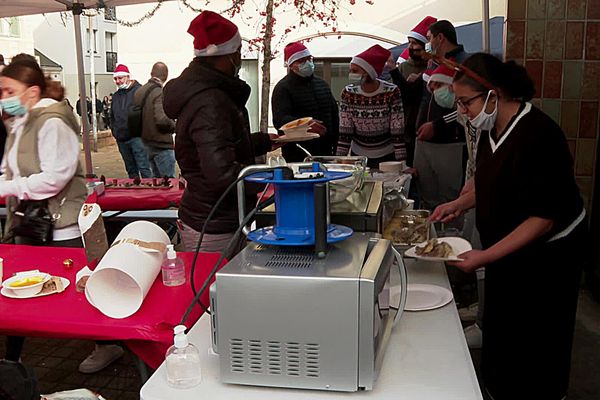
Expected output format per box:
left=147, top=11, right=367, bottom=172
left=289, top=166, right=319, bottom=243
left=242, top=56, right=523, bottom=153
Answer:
left=284, top=42, right=311, bottom=67
left=351, top=44, right=391, bottom=80
left=429, top=64, right=456, bottom=85
left=397, top=48, right=410, bottom=64
left=188, top=11, right=242, bottom=57
left=407, top=16, right=438, bottom=44
left=422, top=67, right=435, bottom=83
left=113, top=64, right=130, bottom=78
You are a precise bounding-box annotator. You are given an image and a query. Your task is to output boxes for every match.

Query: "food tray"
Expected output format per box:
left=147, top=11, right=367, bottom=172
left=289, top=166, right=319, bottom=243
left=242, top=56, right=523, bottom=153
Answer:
left=383, top=209, right=431, bottom=248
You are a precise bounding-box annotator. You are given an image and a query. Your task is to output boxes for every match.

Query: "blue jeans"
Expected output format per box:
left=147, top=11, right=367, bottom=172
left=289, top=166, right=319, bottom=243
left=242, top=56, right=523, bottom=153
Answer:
left=144, top=144, right=176, bottom=178
left=116, top=137, right=152, bottom=178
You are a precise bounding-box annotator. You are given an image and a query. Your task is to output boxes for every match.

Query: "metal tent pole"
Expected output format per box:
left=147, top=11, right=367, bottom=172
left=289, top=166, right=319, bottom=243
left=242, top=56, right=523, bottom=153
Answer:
left=87, top=11, right=98, bottom=152
left=482, top=0, right=491, bottom=53
left=72, top=2, right=95, bottom=177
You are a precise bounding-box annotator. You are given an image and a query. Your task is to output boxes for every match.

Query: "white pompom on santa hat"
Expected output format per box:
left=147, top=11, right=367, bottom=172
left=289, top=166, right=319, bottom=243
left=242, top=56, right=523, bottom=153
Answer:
left=351, top=44, right=391, bottom=80
left=407, top=16, right=437, bottom=44
left=188, top=10, right=242, bottom=57
left=284, top=42, right=312, bottom=67
left=113, top=64, right=130, bottom=78
left=396, top=48, right=409, bottom=64
left=428, top=63, right=456, bottom=85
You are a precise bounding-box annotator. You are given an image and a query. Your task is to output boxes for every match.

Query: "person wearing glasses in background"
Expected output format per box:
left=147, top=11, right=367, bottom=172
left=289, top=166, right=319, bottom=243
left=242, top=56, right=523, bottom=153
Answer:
left=431, top=53, right=586, bottom=400
left=272, top=42, right=337, bottom=162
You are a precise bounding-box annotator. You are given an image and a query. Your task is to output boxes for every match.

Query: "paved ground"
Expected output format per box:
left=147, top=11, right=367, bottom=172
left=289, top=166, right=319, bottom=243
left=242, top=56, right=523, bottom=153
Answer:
left=1, top=144, right=599, bottom=398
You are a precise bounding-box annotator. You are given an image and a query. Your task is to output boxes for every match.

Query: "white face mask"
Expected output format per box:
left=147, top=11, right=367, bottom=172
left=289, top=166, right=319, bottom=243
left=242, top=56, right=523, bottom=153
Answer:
left=469, top=90, right=497, bottom=131
left=348, top=72, right=364, bottom=85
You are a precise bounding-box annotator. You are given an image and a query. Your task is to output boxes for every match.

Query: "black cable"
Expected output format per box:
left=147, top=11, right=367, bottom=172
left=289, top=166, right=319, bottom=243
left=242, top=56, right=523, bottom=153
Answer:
left=189, top=167, right=277, bottom=313
left=180, top=195, right=275, bottom=325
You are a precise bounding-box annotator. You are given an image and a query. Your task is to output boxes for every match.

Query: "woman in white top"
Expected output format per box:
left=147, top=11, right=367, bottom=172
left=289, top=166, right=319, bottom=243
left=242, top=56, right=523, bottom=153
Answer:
left=1, top=59, right=123, bottom=373
left=0, top=59, right=85, bottom=245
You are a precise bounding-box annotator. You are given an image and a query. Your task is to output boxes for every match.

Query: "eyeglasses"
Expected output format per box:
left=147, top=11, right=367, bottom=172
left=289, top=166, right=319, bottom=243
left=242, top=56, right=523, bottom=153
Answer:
left=455, top=93, right=486, bottom=110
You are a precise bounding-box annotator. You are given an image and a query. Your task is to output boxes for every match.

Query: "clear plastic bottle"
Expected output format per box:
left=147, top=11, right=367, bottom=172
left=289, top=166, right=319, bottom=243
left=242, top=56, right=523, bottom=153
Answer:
left=166, top=325, right=202, bottom=388
left=161, top=245, right=185, bottom=286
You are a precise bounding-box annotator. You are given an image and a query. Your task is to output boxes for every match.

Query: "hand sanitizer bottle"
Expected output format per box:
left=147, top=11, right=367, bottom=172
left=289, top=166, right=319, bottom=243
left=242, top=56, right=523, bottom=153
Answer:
left=162, top=245, right=185, bottom=286
left=166, top=325, right=202, bottom=388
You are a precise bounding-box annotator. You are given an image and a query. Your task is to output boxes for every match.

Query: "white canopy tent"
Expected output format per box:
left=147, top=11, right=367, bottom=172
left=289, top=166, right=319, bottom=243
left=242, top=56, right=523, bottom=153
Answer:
left=0, top=0, right=492, bottom=176
left=0, top=0, right=173, bottom=176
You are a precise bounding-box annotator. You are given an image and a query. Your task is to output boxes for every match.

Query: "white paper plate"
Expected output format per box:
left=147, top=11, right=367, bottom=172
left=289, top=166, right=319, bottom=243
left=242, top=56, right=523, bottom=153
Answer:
left=404, top=284, right=453, bottom=311
left=273, top=133, right=320, bottom=143
left=404, top=237, right=472, bottom=261
left=1, top=277, right=70, bottom=299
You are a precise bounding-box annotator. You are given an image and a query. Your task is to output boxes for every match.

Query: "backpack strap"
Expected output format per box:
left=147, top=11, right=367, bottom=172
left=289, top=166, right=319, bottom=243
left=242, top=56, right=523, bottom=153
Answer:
left=139, top=83, right=160, bottom=109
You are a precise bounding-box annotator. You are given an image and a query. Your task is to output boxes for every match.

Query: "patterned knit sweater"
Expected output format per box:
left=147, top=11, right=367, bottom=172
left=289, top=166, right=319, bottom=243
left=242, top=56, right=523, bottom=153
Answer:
left=337, top=80, right=406, bottom=160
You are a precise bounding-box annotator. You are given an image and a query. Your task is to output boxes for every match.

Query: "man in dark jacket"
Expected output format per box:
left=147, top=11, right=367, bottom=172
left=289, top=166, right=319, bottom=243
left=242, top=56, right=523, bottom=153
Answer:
left=388, top=16, right=436, bottom=166
left=135, top=62, right=176, bottom=178
left=416, top=19, right=469, bottom=142
left=75, top=95, right=92, bottom=125
left=272, top=42, right=337, bottom=162
left=164, top=11, right=275, bottom=254
left=110, top=63, right=152, bottom=178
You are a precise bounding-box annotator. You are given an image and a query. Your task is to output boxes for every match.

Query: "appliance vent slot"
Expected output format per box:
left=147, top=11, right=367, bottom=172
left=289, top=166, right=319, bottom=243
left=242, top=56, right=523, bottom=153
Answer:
left=248, top=340, right=264, bottom=374
left=231, top=339, right=320, bottom=378
left=267, top=341, right=282, bottom=375
left=265, top=249, right=315, bottom=269
left=305, top=343, right=320, bottom=378
left=285, top=342, right=301, bottom=376
left=229, top=338, right=245, bottom=373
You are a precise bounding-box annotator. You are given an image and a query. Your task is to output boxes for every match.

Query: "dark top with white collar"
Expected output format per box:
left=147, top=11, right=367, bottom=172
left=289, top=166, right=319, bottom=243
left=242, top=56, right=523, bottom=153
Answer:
left=475, top=102, right=584, bottom=248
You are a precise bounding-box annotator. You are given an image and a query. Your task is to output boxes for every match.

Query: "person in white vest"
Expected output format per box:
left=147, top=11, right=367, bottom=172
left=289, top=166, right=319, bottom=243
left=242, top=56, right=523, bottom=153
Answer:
left=0, top=58, right=124, bottom=374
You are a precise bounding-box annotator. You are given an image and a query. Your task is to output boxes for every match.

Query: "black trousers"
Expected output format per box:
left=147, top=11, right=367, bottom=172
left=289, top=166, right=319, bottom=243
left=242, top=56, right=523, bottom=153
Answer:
left=481, top=221, right=586, bottom=399
left=5, top=236, right=83, bottom=361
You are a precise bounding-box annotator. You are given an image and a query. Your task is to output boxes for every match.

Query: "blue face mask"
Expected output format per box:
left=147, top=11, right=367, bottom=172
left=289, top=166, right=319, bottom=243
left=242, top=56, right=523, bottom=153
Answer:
left=0, top=95, right=27, bottom=117
left=433, top=86, right=455, bottom=109
left=296, top=60, right=315, bottom=78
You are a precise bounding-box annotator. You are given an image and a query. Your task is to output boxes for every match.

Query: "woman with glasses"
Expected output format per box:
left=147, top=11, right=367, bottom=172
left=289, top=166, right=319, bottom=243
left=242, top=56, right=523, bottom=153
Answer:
left=432, top=53, right=586, bottom=400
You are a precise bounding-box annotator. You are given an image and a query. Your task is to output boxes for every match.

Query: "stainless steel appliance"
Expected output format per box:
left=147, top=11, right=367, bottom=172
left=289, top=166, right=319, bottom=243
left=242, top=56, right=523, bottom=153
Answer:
left=209, top=233, right=407, bottom=392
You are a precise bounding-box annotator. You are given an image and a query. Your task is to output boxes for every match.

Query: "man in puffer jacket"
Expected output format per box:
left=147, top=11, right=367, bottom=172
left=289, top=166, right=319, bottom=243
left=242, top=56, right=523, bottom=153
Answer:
left=164, top=11, right=275, bottom=254
left=110, top=64, right=152, bottom=178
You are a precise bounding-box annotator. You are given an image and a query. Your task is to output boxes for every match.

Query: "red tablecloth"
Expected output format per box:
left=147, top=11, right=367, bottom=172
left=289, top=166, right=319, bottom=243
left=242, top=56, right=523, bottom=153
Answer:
left=0, top=178, right=184, bottom=211
left=87, top=178, right=184, bottom=211
left=0, top=244, right=223, bottom=369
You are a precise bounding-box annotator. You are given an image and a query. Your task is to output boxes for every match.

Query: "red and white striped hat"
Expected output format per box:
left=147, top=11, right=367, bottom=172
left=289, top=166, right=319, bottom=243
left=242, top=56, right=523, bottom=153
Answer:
left=188, top=11, right=242, bottom=57
left=351, top=44, right=391, bottom=80
left=284, top=42, right=311, bottom=67
left=407, top=16, right=438, bottom=44
left=113, top=64, right=130, bottom=78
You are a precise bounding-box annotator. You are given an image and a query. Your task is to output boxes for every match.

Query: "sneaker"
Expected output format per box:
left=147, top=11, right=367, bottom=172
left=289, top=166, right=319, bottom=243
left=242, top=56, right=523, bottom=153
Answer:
left=78, top=344, right=124, bottom=374
left=464, top=323, right=482, bottom=349
left=458, top=302, right=479, bottom=322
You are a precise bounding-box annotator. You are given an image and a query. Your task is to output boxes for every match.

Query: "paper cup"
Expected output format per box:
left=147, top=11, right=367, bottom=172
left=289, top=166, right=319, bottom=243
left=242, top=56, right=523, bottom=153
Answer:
left=85, top=221, right=169, bottom=319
